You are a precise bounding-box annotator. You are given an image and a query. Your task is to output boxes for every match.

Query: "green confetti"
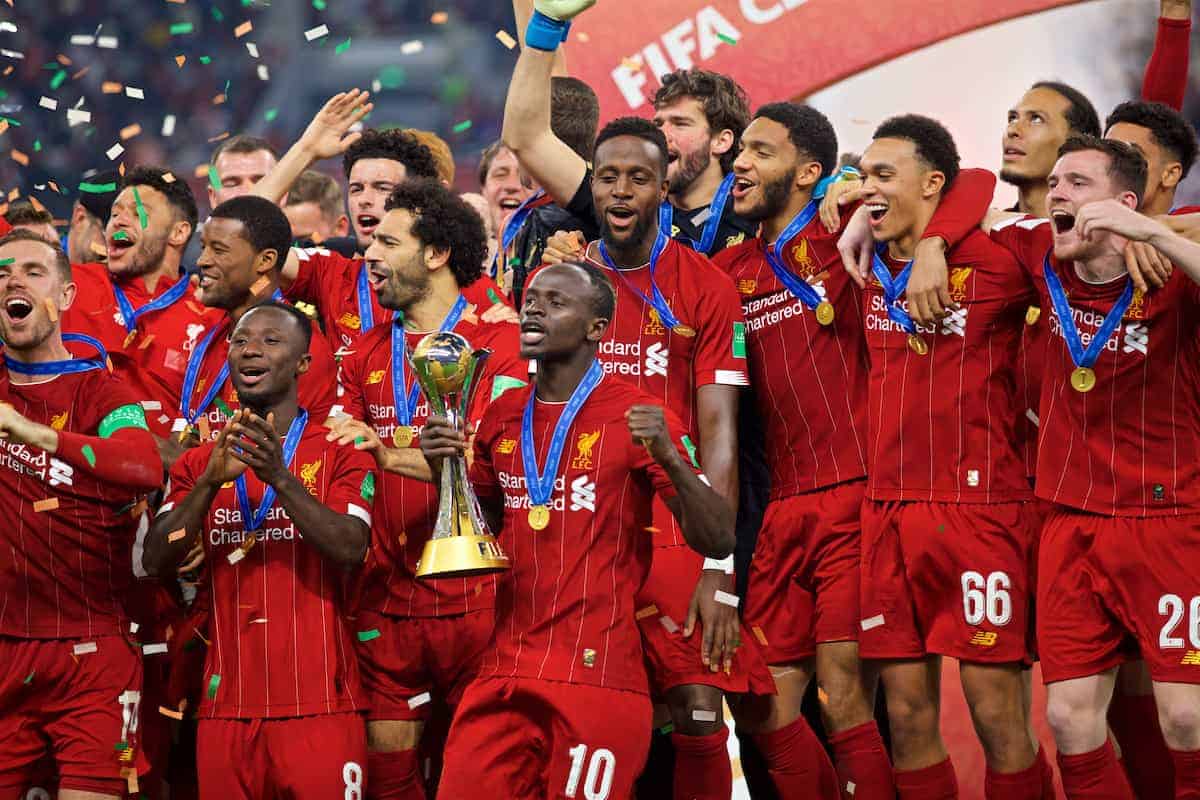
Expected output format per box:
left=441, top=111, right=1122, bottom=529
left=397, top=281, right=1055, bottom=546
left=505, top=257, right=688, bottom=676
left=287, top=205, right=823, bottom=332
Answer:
left=717, top=33, right=737, bottom=45
left=49, top=69, right=66, bottom=90
left=0, top=258, right=14, bottom=266
left=207, top=674, right=221, bottom=698
left=79, top=181, right=118, bottom=194
left=169, top=22, right=194, bottom=35
left=133, top=186, right=148, bottom=229
left=335, top=37, right=352, bottom=54
left=0, top=117, right=22, bottom=127
left=354, top=436, right=365, bottom=445
left=357, top=629, right=381, bottom=642
left=452, top=120, right=472, bottom=134
left=115, top=741, right=129, bottom=752
left=112, top=231, right=130, bottom=242
left=378, top=65, right=406, bottom=89
left=32, top=139, right=41, bottom=152
left=263, top=108, right=278, bottom=122
left=22, top=670, right=33, bottom=684
left=212, top=7, right=224, bottom=21
left=81, top=445, right=96, bottom=467
left=199, top=55, right=212, bottom=65
left=657, top=722, right=675, bottom=735
left=313, top=0, right=326, bottom=8
left=207, top=165, right=221, bottom=193
left=360, top=472, right=375, bottom=502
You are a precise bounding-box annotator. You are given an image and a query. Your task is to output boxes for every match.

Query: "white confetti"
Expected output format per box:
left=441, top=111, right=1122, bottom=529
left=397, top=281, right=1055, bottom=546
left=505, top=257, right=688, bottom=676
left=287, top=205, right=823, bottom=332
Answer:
left=0, top=22, right=17, bottom=33
left=713, top=589, right=740, bottom=608
left=659, top=615, right=679, bottom=634
left=69, top=34, right=95, bottom=46
left=73, top=641, right=98, bottom=655
left=256, top=64, right=269, bottom=81
left=161, top=114, right=176, bottom=137
left=401, top=40, right=423, bottom=55
left=860, top=614, right=885, bottom=631
left=66, top=108, right=91, bottom=125
left=106, top=143, right=124, bottom=161
left=97, top=36, right=118, bottom=49
left=691, top=709, right=717, bottom=722
left=407, top=691, right=432, bottom=709
left=171, top=418, right=187, bottom=433
left=227, top=549, right=245, bottom=565
left=304, top=24, right=329, bottom=41
left=38, top=96, right=58, bottom=111
left=157, top=414, right=170, bottom=425
left=129, top=621, right=140, bottom=634
left=0, top=49, right=24, bottom=59
left=142, top=643, right=168, bottom=655
left=371, top=79, right=381, bottom=93
left=125, top=86, right=144, bottom=100
left=245, top=42, right=259, bottom=58
left=140, top=400, right=162, bottom=411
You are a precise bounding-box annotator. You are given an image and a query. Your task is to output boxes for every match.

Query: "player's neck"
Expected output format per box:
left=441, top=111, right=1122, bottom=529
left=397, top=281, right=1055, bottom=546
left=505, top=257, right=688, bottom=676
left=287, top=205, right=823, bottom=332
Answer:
left=672, top=163, right=725, bottom=211
left=535, top=347, right=597, bottom=403
left=1018, top=183, right=1048, bottom=217
left=5, top=334, right=73, bottom=385
left=228, top=276, right=280, bottom=324
left=887, top=201, right=937, bottom=261
left=402, top=277, right=460, bottom=332
left=1074, top=252, right=1128, bottom=284
left=762, top=188, right=816, bottom=244
left=247, top=395, right=300, bottom=435
left=133, top=249, right=185, bottom=294
left=598, top=229, right=656, bottom=268
left=1142, top=188, right=1174, bottom=218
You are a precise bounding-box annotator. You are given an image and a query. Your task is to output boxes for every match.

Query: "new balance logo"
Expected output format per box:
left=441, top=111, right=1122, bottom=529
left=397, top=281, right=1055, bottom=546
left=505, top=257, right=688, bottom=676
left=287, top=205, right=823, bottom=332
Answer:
left=569, top=475, right=596, bottom=512
left=48, top=458, right=73, bottom=488
left=645, top=343, right=668, bottom=378
left=1122, top=322, right=1148, bottom=355
left=970, top=631, right=997, bottom=647
left=940, top=307, right=968, bottom=338
left=1182, top=650, right=1200, bottom=666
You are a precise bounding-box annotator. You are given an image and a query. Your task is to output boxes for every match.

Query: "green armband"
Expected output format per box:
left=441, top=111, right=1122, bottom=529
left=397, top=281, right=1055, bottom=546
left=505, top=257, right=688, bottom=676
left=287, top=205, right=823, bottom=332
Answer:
left=98, top=404, right=149, bottom=439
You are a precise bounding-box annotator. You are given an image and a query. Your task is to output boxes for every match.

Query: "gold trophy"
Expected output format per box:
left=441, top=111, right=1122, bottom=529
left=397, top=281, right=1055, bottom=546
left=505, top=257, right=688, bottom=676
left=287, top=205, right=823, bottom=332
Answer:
left=412, top=331, right=511, bottom=579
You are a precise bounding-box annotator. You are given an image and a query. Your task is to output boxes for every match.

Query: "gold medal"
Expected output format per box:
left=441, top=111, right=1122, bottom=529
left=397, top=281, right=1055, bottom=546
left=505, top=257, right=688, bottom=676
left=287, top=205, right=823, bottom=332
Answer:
left=814, top=301, right=835, bottom=326
left=392, top=425, right=414, bottom=448
left=907, top=333, right=928, bottom=355
left=672, top=324, right=696, bottom=338
left=1070, top=366, right=1096, bottom=393
left=528, top=504, right=550, bottom=530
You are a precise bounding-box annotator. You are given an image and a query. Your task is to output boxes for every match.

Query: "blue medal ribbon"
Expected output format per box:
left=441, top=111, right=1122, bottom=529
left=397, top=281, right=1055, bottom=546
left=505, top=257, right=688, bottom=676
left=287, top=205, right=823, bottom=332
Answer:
left=356, top=264, right=375, bottom=332
left=112, top=274, right=191, bottom=335
left=391, top=294, right=468, bottom=425
left=234, top=409, right=308, bottom=532
left=521, top=359, right=603, bottom=509
left=493, top=189, right=546, bottom=279
left=4, top=333, right=108, bottom=376
left=670, top=172, right=734, bottom=255
left=870, top=244, right=917, bottom=334
left=1042, top=252, right=1133, bottom=371
left=597, top=204, right=685, bottom=330
left=763, top=200, right=825, bottom=312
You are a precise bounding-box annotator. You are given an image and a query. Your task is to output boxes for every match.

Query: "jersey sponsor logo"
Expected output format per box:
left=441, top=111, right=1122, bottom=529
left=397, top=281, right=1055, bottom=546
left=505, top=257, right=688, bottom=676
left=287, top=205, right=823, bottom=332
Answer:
left=645, top=342, right=669, bottom=378
left=743, top=285, right=828, bottom=332
left=970, top=630, right=998, bottom=647
left=570, top=430, right=601, bottom=470
left=48, top=457, right=73, bottom=488
left=948, top=267, right=972, bottom=303
left=940, top=306, right=969, bottom=338
left=209, top=504, right=296, bottom=547
left=366, top=369, right=386, bottom=385
left=865, top=293, right=937, bottom=337
left=338, top=312, right=362, bottom=331
left=736, top=279, right=757, bottom=295
left=1045, top=306, right=1149, bottom=359
left=1122, top=322, right=1148, bottom=355
left=300, top=460, right=322, bottom=492
left=569, top=474, right=596, bottom=512
left=498, top=471, right=567, bottom=512
left=49, top=411, right=68, bottom=431
left=496, top=438, right=517, bottom=455
left=598, top=339, right=649, bottom=378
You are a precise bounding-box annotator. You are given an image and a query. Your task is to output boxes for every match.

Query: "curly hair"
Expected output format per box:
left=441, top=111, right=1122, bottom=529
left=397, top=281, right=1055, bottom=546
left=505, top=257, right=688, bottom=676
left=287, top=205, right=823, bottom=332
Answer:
left=384, top=179, right=487, bottom=288
left=210, top=195, right=294, bottom=270
left=122, top=165, right=199, bottom=239
left=1059, top=135, right=1148, bottom=208
left=753, top=102, right=839, bottom=179
left=873, top=114, right=960, bottom=190
left=1105, top=100, right=1198, bottom=180
left=654, top=69, right=751, bottom=173
left=342, top=128, right=440, bottom=182
left=594, top=117, right=669, bottom=179
left=1031, top=81, right=1100, bottom=137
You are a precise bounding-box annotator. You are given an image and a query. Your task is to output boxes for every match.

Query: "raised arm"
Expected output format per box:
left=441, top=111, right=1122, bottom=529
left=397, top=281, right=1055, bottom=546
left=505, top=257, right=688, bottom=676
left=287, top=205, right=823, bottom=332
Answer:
left=1142, top=0, right=1192, bottom=109
left=1077, top=199, right=1200, bottom=287
left=513, top=0, right=568, bottom=76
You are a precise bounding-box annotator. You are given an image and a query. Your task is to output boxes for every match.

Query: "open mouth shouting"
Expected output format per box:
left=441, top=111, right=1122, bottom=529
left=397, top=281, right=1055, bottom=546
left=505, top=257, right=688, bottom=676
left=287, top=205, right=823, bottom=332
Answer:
left=519, top=319, right=546, bottom=348
left=236, top=362, right=270, bottom=389
left=865, top=200, right=890, bottom=227
left=356, top=214, right=381, bottom=239
left=498, top=196, right=522, bottom=212
left=366, top=262, right=389, bottom=292
left=108, top=229, right=136, bottom=260
left=1050, top=208, right=1077, bottom=235
left=732, top=176, right=755, bottom=200
left=2, top=294, right=35, bottom=327
left=604, top=204, right=638, bottom=234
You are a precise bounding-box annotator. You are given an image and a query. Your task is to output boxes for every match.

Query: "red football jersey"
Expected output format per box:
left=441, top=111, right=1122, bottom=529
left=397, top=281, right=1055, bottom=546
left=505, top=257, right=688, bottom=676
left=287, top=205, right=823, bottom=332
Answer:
left=863, top=230, right=1035, bottom=503
left=470, top=375, right=698, bottom=694
left=714, top=221, right=869, bottom=499
left=0, top=368, right=151, bottom=638
left=337, top=310, right=528, bottom=617
left=287, top=247, right=509, bottom=350
left=63, top=262, right=221, bottom=438
left=162, top=424, right=376, bottom=718
left=990, top=216, right=1200, bottom=516
left=580, top=239, right=748, bottom=547
left=1015, top=309, right=1048, bottom=479
left=174, top=314, right=339, bottom=435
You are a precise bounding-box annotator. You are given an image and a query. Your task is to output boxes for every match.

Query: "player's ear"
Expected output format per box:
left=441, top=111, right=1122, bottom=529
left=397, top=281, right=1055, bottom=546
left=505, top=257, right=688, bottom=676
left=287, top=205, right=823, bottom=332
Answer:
left=586, top=315, right=609, bottom=343
left=921, top=169, right=946, bottom=199
left=336, top=215, right=350, bottom=237
left=795, top=161, right=822, bottom=192
left=709, top=127, right=735, bottom=159
left=1161, top=161, right=1183, bottom=191
left=424, top=244, right=450, bottom=273
left=57, top=278, right=77, bottom=313
left=254, top=248, right=280, bottom=276
left=1118, top=190, right=1140, bottom=211
left=293, top=350, right=312, bottom=378
left=168, top=219, right=192, bottom=249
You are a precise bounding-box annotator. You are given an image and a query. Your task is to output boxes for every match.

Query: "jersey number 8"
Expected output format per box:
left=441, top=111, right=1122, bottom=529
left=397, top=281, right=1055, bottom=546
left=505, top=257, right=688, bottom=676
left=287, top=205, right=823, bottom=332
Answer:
left=961, top=571, right=1012, bottom=627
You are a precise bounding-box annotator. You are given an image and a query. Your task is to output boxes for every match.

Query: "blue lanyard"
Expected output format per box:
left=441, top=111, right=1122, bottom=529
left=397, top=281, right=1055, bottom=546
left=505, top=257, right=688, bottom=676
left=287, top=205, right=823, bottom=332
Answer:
left=234, top=409, right=308, bottom=532
left=111, top=274, right=191, bottom=334
left=670, top=172, right=734, bottom=255
left=391, top=294, right=467, bottom=425
left=1042, top=252, right=1133, bottom=370
left=356, top=262, right=375, bottom=333
left=521, top=359, right=603, bottom=507
left=763, top=200, right=824, bottom=311
left=494, top=189, right=546, bottom=279
left=4, top=333, right=108, bottom=376
left=597, top=204, right=683, bottom=330
left=870, top=245, right=917, bottom=334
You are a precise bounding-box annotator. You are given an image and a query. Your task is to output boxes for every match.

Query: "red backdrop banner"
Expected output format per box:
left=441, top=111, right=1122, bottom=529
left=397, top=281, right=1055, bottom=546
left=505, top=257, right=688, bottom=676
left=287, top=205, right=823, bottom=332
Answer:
left=567, top=0, right=1088, bottom=119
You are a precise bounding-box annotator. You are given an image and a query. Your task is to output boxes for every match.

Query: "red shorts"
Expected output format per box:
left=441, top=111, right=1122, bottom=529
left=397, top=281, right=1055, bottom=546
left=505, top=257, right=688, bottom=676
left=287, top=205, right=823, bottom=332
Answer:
left=859, top=500, right=1037, bottom=664
left=744, top=481, right=864, bottom=664
left=196, top=713, right=367, bottom=800
left=635, top=544, right=775, bottom=697
left=355, top=608, right=493, bottom=721
left=0, top=635, right=145, bottom=797
left=1038, top=509, right=1200, bottom=684
left=437, top=677, right=651, bottom=800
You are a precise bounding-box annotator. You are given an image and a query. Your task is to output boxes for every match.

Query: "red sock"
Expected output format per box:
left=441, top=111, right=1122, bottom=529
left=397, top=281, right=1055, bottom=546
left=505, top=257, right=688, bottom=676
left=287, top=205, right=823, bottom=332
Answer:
left=751, top=716, right=840, bottom=799
left=1056, top=740, right=1134, bottom=799
left=368, top=748, right=426, bottom=800
left=671, top=728, right=731, bottom=800
left=828, top=721, right=896, bottom=799
left=985, top=745, right=1052, bottom=800
left=894, top=758, right=957, bottom=800
left=1038, top=744, right=1057, bottom=798
left=1170, top=749, right=1200, bottom=800
left=1108, top=692, right=1174, bottom=799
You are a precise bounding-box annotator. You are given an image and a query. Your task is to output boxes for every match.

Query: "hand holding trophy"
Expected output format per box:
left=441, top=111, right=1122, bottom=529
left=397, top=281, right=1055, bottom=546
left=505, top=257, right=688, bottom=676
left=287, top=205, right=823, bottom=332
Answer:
left=412, top=331, right=511, bottom=579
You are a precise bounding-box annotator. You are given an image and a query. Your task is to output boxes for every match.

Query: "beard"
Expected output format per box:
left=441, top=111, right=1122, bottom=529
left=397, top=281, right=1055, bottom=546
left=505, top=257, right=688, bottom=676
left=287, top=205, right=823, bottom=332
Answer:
left=599, top=208, right=657, bottom=257
left=380, top=255, right=431, bottom=313
left=740, top=168, right=796, bottom=223
left=998, top=166, right=1039, bottom=187
left=125, top=230, right=169, bottom=277
left=669, top=146, right=711, bottom=197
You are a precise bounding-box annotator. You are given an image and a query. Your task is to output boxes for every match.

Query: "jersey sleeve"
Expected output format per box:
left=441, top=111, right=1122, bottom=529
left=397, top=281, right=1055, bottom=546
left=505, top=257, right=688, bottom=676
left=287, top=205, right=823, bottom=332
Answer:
left=300, top=328, right=340, bottom=422
left=988, top=215, right=1054, bottom=278
left=632, top=406, right=701, bottom=503
left=1142, top=15, right=1190, bottom=110
left=287, top=248, right=348, bottom=309
left=335, top=344, right=368, bottom=422
left=471, top=328, right=528, bottom=421
left=159, top=445, right=206, bottom=515
left=327, top=442, right=376, bottom=530
left=923, top=168, right=997, bottom=248
left=463, top=275, right=512, bottom=310
left=468, top=404, right=503, bottom=510
left=692, top=267, right=750, bottom=388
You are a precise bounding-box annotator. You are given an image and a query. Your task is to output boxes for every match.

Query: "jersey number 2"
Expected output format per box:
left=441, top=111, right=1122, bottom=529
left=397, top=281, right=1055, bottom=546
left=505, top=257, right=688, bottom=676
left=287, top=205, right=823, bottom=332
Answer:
left=565, top=743, right=616, bottom=800
left=1158, top=595, right=1200, bottom=649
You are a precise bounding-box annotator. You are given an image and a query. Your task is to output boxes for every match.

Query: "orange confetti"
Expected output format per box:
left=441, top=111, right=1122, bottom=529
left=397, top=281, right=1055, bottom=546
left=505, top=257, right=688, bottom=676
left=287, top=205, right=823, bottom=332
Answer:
left=167, top=529, right=188, bottom=543
left=193, top=164, right=209, bottom=179
left=576, top=31, right=590, bottom=42
left=71, top=66, right=90, bottom=80
left=212, top=94, right=226, bottom=106
left=162, top=172, right=176, bottom=184
left=138, top=334, right=155, bottom=350
left=9, top=150, right=28, bottom=166
left=48, top=180, right=59, bottom=192
left=175, top=55, right=186, bottom=68
left=250, top=277, right=271, bottom=296
left=234, top=21, right=253, bottom=38
left=28, top=196, right=45, bottom=214
left=119, top=123, right=142, bottom=140
left=430, top=11, right=448, bottom=23
left=158, top=705, right=184, bottom=720
left=130, top=498, right=148, bottom=518
left=207, top=132, right=230, bottom=143
left=635, top=604, right=660, bottom=620
left=90, top=241, right=107, bottom=256
left=118, top=163, right=126, bottom=177
left=6, top=188, right=18, bottom=201
left=0, top=120, right=8, bottom=137
left=43, top=298, right=58, bottom=323
left=33, top=498, right=59, bottom=513
left=751, top=626, right=769, bottom=646
left=197, top=416, right=211, bottom=441
left=55, top=54, right=72, bottom=66
left=101, top=81, right=123, bottom=94
left=397, top=532, right=407, bottom=546
left=495, top=30, right=517, bottom=49
left=2, top=67, right=13, bottom=77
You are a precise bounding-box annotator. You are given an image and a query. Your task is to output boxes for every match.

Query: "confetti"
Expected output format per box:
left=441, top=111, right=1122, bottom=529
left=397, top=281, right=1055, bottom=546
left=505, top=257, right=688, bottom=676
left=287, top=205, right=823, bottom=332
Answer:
left=751, top=625, right=769, bottom=645
left=263, top=108, right=278, bottom=122
left=0, top=120, right=7, bottom=136
left=199, top=55, right=211, bottom=64
left=691, top=709, right=718, bottom=722
left=659, top=615, right=679, bottom=634
left=212, top=93, right=226, bottom=105
left=635, top=604, right=659, bottom=620
left=112, top=230, right=129, bottom=241
left=69, top=35, right=95, bottom=46
left=0, top=21, right=13, bottom=32
left=44, top=297, right=58, bottom=323
left=142, top=643, right=168, bottom=655
left=158, top=706, right=184, bottom=720
left=717, top=33, right=737, bottom=45
left=133, top=187, right=148, bottom=229
left=334, top=38, right=351, bottom=55
left=9, top=149, right=28, bottom=165
left=495, top=30, right=517, bottom=49
left=49, top=70, right=66, bottom=90
left=407, top=691, right=431, bottom=708
left=576, top=31, right=590, bottom=42
left=38, top=96, right=57, bottom=110
left=401, top=40, right=423, bottom=55
left=97, top=36, right=118, bottom=49
left=714, top=589, right=740, bottom=608
left=620, top=55, right=643, bottom=72
left=72, top=641, right=97, bottom=655
left=0, top=49, right=24, bottom=60
left=119, top=123, right=141, bottom=140
left=304, top=24, right=329, bottom=41
left=234, top=21, right=253, bottom=38
left=125, top=86, right=144, bottom=100
left=452, top=120, right=472, bottom=133
left=22, top=671, right=33, bottom=684
left=106, top=143, right=124, bottom=161
left=169, top=22, right=194, bottom=36
left=245, top=42, right=259, bottom=58
left=174, top=55, right=186, bottom=68
left=313, top=0, right=326, bottom=8
left=101, top=81, right=123, bottom=94
left=357, top=629, right=381, bottom=642
left=207, top=674, right=220, bottom=698
left=71, top=66, right=89, bottom=79
left=430, top=11, right=448, bottom=23
left=162, top=171, right=176, bottom=183
left=256, top=64, right=269, bottom=81
left=66, top=109, right=91, bottom=124
left=162, top=115, right=176, bottom=137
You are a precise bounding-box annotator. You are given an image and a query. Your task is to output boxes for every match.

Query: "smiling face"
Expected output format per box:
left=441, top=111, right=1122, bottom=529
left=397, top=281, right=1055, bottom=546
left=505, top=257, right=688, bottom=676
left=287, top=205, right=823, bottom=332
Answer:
left=592, top=135, right=668, bottom=254
left=105, top=185, right=181, bottom=279
left=195, top=216, right=265, bottom=310
left=731, top=116, right=807, bottom=223
left=1046, top=149, right=1137, bottom=261
left=859, top=137, right=940, bottom=244
left=347, top=158, right=407, bottom=250
left=0, top=238, right=75, bottom=352
left=482, top=147, right=532, bottom=234
left=209, top=149, right=277, bottom=207
left=228, top=305, right=311, bottom=409
left=1000, top=87, right=1074, bottom=186
left=361, top=208, right=432, bottom=313
left=653, top=97, right=716, bottom=196
left=518, top=264, right=607, bottom=362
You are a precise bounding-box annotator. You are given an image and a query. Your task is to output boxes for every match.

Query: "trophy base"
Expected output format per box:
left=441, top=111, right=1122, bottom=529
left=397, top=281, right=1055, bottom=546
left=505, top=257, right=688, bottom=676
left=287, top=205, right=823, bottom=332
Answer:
left=416, top=535, right=511, bottom=580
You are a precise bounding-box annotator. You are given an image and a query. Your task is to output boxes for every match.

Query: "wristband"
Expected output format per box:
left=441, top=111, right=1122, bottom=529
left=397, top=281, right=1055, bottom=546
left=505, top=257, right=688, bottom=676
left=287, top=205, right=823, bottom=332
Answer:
left=525, top=9, right=570, bottom=51
left=703, top=555, right=734, bottom=574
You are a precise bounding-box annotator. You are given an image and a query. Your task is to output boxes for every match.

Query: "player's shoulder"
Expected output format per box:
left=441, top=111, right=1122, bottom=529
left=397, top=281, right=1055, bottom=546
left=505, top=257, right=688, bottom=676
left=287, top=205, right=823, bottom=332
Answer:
left=667, top=240, right=739, bottom=293
left=1170, top=204, right=1200, bottom=216
left=710, top=236, right=763, bottom=274
left=949, top=227, right=1022, bottom=267
left=172, top=440, right=215, bottom=478
left=481, top=378, right=531, bottom=421
left=293, top=245, right=357, bottom=272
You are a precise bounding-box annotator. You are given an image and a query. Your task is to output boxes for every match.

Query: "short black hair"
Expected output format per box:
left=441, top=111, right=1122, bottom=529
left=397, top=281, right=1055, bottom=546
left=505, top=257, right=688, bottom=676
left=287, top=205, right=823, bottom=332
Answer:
left=342, top=128, right=440, bottom=181
left=4, top=201, right=54, bottom=229
left=122, top=166, right=199, bottom=241
left=594, top=117, right=670, bottom=180
left=1031, top=81, right=1101, bottom=137
left=239, top=300, right=313, bottom=349
left=1058, top=134, right=1148, bottom=208
left=210, top=195, right=293, bottom=270
left=384, top=179, right=487, bottom=288
left=873, top=114, right=961, bottom=189
left=551, top=77, right=600, bottom=162
left=753, top=102, right=839, bottom=179
left=0, top=228, right=71, bottom=281
left=558, top=260, right=615, bottom=321
left=210, top=134, right=279, bottom=165
left=1105, top=100, right=1198, bottom=180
